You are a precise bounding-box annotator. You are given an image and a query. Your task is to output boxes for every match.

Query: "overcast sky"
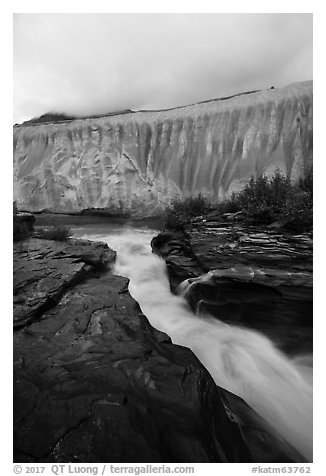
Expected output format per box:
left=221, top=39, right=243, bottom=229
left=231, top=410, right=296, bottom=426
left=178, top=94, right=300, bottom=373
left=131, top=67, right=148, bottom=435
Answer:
left=13, top=13, right=312, bottom=124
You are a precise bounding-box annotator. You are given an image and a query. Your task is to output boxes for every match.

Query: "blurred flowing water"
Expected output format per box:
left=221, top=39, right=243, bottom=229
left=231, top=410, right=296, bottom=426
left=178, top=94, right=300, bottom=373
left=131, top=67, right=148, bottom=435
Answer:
left=42, top=215, right=312, bottom=461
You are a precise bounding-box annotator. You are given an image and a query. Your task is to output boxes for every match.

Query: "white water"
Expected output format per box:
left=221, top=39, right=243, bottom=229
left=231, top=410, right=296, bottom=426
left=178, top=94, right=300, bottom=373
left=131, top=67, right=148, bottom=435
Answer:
left=73, top=226, right=313, bottom=461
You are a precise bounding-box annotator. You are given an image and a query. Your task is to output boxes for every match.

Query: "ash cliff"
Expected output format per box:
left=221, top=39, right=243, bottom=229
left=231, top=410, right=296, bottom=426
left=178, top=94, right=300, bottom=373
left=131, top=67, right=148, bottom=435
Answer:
left=13, top=81, right=312, bottom=216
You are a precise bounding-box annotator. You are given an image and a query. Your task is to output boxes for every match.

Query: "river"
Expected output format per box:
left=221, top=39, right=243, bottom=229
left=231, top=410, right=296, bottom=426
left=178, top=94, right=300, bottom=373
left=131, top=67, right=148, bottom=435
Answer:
left=35, top=215, right=313, bottom=461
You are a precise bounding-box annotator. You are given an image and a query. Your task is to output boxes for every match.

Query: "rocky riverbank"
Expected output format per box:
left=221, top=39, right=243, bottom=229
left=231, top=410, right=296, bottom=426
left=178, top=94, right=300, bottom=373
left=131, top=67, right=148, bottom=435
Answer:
left=14, top=235, right=305, bottom=463
left=152, top=214, right=313, bottom=357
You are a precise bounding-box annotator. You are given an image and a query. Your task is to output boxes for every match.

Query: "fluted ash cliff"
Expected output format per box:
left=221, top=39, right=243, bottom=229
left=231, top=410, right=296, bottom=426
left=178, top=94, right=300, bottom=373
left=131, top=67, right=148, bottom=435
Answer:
left=13, top=81, right=312, bottom=216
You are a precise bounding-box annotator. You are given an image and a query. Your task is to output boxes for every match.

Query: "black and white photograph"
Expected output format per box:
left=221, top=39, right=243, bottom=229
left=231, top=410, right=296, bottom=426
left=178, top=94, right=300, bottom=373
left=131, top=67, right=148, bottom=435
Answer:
left=12, top=10, right=314, bottom=470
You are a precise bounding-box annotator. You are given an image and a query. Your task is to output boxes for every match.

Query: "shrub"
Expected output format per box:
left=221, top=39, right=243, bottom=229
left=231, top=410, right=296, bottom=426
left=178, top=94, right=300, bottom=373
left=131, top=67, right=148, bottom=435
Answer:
left=298, top=163, right=313, bottom=197
left=215, top=192, right=241, bottom=214
left=13, top=221, right=29, bottom=242
left=164, top=193, right=211, bottom=229
left=281, top=193, right=312, bottom=231
left=213, top=167, right=313, bottom=231
left=235, top=172, right=293, bottom=224
left=37, top=226, right=72, bottom=241
left=13, top=212, right=35, bottom=242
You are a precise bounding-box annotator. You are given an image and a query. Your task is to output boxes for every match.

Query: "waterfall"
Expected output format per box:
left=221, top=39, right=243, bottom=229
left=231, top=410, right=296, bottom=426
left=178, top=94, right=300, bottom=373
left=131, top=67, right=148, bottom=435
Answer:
left=113, top=237, right=313, bottom=462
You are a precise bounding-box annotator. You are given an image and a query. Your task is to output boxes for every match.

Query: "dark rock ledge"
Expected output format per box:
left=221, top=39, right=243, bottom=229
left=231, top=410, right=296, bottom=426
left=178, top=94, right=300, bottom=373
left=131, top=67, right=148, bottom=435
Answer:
left=13, top=238, right=115, bottom=328
left=151, top=217, right=313, bottom=357
left=14, top=237, right=304, bottom=463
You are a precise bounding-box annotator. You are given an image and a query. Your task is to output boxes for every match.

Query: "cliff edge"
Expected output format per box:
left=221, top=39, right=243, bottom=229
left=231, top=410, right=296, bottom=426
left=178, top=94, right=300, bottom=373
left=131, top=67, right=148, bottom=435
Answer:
left=13, top=81, right=312, bottom=216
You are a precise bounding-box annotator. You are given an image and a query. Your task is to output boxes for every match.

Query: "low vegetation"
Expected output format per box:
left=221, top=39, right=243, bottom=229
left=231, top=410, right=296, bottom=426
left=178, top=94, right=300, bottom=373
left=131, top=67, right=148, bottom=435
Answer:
left=164, top=193, right=211, bottom=229
left=13, top=221, right=30, bottom=242
left=13, top=201, right=72, bottom=242
left=37, top=226, right=72, bottom=241
left=13, top=201, right=35, bottom=242
left=164, top=167, right=313, bottom=232
left=219, top=167, right=313, bottom=231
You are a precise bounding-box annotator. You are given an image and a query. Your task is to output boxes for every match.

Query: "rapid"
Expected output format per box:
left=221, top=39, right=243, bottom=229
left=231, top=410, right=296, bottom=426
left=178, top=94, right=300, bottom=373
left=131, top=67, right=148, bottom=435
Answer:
left=73, top=224, right=313, bottom=461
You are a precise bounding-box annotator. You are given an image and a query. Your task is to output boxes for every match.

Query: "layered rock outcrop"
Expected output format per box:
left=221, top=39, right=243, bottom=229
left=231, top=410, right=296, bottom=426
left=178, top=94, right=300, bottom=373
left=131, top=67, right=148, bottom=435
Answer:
left=13, top=81, right=312, bottom=216
left=152, top=218, right=313, bottom=356
left=13, top=237, right=303, bottom=462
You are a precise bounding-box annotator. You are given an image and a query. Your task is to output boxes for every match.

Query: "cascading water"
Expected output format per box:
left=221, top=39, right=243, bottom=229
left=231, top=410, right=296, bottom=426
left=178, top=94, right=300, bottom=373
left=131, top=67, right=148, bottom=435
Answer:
left=73, top=226, right=313, bottom=462
left=113, top=237, right=313, bottom=462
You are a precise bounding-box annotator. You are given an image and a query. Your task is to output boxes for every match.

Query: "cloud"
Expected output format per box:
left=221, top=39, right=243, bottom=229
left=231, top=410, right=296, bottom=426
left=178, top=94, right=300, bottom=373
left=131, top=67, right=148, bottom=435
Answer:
left=13, top=13, right=312, bottom=123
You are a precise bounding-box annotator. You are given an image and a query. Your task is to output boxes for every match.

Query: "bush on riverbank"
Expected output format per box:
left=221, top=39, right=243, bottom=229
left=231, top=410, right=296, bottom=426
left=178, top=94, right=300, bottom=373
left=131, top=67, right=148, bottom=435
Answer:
left=217, top=166, right=313, bottom=231
left=37, top=226, right=72, bottom=241
left=164, top=194, right=211, bottom=229
left=164, top=167, right=313, bottom=232
left=13, top=202, right=36, bottom=242
left=13, top=221, right=30, bottom=242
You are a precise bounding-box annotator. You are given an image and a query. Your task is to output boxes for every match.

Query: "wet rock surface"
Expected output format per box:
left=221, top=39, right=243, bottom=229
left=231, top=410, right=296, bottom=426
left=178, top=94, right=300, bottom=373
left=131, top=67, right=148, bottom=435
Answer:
left=14, top=237, right=303, bottom=463
left=152, top=218, right=312, bottom=356
left=13, top=238, right=116, bottom=328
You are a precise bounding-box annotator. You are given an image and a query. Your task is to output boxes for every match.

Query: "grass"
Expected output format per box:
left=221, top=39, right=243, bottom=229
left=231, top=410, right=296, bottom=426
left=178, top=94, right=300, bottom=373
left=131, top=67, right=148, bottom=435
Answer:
left=37, top=226, right=72, bottom=241
left=13, top=202, right=72, bottom=242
